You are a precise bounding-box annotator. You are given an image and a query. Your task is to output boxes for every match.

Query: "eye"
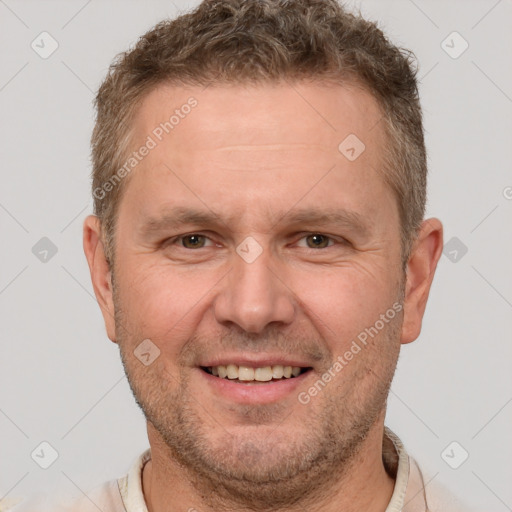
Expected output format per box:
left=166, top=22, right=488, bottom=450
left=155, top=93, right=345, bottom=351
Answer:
left=180, top=234, right=211, bottom=249
left=298, top=234, right=334, bottom=249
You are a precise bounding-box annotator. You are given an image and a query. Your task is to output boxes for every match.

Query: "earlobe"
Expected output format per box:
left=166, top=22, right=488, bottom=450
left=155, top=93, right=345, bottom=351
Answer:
left=83, top=215, right=117, bottom=343
left=400, top=218, right=444, bottom=345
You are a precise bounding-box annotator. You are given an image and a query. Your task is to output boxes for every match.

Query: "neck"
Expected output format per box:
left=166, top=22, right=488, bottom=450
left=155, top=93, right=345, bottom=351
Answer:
left=142, top=416, right=396, bottom=512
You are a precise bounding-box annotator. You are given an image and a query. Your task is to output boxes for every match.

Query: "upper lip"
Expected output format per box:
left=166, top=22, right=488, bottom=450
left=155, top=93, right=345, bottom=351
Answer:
left=198, top=354, right=314, bottom=368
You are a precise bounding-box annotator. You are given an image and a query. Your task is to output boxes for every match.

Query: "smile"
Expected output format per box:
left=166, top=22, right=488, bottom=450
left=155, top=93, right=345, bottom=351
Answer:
left=201, top=364, right=312, bottom=383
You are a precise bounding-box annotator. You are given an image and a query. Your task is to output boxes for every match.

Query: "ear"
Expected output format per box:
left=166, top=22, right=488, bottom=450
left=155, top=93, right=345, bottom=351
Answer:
left=83, top=215, right=117, bottom=343
left=401, top=218, right=443, bottom=344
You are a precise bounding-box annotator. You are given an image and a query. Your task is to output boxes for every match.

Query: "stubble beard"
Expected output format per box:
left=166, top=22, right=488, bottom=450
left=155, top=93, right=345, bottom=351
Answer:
left=113, top=288, right=402, bottom=510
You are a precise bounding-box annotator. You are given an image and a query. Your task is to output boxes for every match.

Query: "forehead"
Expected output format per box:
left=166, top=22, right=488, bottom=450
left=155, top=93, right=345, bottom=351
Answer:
left=133, top=81, right=384, bottom=153
left=120, top=81, right=394, bottom=228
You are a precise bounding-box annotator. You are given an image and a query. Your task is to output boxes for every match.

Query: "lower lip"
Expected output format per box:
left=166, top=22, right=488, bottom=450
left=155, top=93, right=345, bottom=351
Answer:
left=198, top=368, right=311, bottom=404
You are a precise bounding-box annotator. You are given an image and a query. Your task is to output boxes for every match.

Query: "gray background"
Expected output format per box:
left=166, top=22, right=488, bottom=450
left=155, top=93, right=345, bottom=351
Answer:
left=1, top=0, right=511, bottom=510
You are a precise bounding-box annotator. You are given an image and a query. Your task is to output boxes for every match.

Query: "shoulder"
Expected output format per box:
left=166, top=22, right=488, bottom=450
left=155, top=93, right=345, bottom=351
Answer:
left=409, top=457, right=476, bottom=512
left=60, top=479, right=126, bottom=512
left=5, top=480, right=125, bottom=512
left=6, top=448, right=152, bottom=512
left=383, top=427, right=475, bottom=512
left=425, top=478, right=474, bottom=512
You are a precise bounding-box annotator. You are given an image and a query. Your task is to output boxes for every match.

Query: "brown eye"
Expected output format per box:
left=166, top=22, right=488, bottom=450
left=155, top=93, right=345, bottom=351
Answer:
left=181, top=234, right=207, bottom=248
left=305, top=234, right=331, bottom=249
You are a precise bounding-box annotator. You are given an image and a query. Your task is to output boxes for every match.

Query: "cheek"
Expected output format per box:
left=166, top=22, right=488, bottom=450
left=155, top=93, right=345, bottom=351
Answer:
left=289, top=266, right=398, bottom=350
left=115, top=260, right=219, bottom=345
left=115, top=249, right=401, bottom=357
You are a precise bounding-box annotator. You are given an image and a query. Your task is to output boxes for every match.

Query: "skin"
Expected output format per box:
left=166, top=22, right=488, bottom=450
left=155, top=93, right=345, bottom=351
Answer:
left=83, top=82, right=443, bottom=512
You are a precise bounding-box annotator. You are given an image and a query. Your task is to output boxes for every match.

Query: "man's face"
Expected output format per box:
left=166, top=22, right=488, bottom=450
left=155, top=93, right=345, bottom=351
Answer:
left=104, top=83, right=406, bottom=502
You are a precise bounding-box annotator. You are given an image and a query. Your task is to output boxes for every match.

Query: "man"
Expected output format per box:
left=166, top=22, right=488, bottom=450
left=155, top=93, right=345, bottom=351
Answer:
left=14, top=0, right=472, bottom=510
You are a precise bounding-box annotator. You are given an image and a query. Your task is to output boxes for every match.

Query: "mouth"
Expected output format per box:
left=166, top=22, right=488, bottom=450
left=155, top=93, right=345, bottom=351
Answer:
left=198, top=359, right=314, bottom=404
left=200, top=364, right=312, bottom=384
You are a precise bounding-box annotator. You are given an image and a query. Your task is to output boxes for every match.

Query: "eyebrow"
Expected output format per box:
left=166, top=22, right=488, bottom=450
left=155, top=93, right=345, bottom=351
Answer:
left=138, top=207, right=226, bottom=236
left=276, top=208, right=369, bottom=234
left=138, top=206, right=370, bottom=237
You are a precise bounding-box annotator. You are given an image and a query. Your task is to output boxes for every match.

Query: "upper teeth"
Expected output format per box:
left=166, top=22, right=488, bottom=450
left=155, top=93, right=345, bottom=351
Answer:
left=210, top=364, right=302, bottom=381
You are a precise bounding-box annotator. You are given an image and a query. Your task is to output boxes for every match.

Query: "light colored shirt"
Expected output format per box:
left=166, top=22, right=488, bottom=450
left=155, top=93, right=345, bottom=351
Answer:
left=7, top=427, right=472, bottom=512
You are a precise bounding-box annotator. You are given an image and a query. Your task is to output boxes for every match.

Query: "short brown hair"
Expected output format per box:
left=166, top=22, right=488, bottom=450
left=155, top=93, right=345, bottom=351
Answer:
left=91, top=0, right=426, bottom=268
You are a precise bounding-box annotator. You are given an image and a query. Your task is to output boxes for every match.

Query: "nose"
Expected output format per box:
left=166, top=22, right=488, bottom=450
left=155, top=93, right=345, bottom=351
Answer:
left=213, top=245, right=295, bottom=334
